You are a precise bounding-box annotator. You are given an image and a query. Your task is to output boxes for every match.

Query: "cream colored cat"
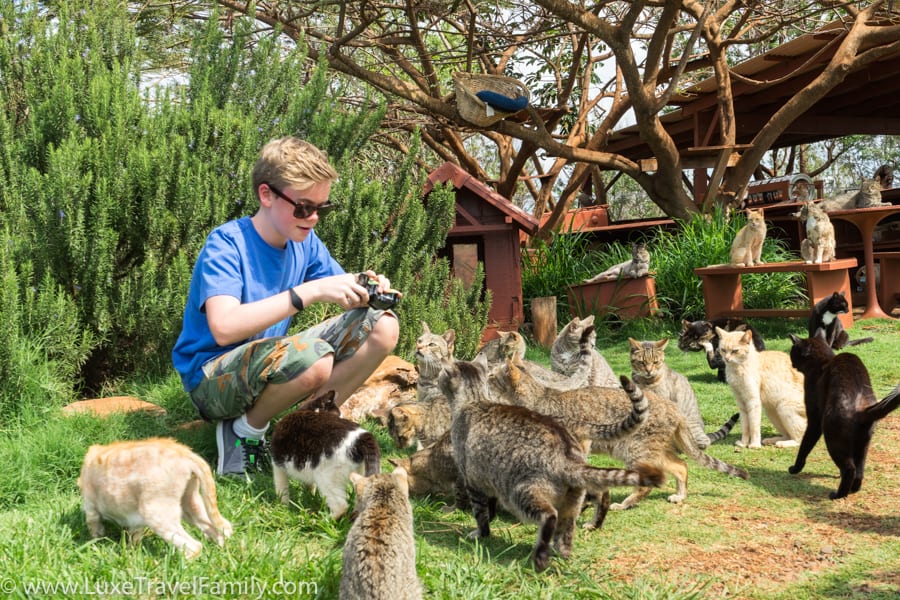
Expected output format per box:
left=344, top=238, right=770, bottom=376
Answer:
left=730, top=208, right=767, bottom=267
left=716, top=327, right=807, bottom=448
left=78, top=438, right=232, bottom=559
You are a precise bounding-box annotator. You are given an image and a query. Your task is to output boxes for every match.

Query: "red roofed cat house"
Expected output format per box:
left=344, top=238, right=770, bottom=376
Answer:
left=424, top=163, right=539, bottom=340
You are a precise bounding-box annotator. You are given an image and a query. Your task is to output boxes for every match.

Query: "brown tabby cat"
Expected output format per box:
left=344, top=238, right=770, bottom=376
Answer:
left=439, top=355, right=665, bottom=572
left=388, top=431, right=467, bottom=509
left=488, top=328, right=596, bottom=391
left=583, top=242, right=651, bottom=283
left=340, top=468, right=422, bottom=600
left=550, top=315, right=618, bottom=387
left=789, top=332, right=900, bottom=499
left=78, top=438, right=232, bottom=559
left=716, top=327, right=806, bottom=448
left=490, top=356, right=749, bottom=516
left=820, top=178, right=889, bottom=212
left=474, top=330, right=526, bottom=363
left=730, top=208, right=767, bottom=267
left=628, top=337, right=738, bottom=448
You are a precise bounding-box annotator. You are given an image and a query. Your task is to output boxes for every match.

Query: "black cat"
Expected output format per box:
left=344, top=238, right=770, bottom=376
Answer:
left=788, top=331, right=900, bottom=499
left=807, top=291, right=872, bottom=350
left=678, top=317, right=765, bottom=382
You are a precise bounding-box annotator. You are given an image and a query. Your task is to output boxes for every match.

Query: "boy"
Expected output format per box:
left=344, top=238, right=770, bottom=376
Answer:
left=172, top=137, right=399, bottom=476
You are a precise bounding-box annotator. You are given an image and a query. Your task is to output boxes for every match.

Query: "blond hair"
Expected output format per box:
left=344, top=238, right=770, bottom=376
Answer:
left=251, top=137, right=338, bottom=199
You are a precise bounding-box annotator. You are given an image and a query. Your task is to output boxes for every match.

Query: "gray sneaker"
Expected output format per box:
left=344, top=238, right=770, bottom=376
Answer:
left=216, top=418, right=269, bottom=477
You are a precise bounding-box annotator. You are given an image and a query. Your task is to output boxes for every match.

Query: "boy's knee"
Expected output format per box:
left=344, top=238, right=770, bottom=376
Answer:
left=372, top=314, right=400, bottom=350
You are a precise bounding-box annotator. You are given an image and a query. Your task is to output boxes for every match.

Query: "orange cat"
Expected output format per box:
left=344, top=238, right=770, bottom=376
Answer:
left=78, top=438, right=232, bottom=558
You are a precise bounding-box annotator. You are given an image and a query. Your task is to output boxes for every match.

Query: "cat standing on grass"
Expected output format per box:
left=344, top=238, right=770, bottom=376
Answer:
left=269, top=391, right=381, bottom=519
left=789, top=331, right=900, bottom=499
left=716, top=327, right=807, bottom=448
left=78, top=438, right=232, bottom=559
left=583, top=242, right=650, bottom=283
left=340, top=468, right=422, bottom=600
left=440, top=355, right=665, bottom=572
left=730, top=208, right=767, bottom=267
left=628, top=337, right=739, bottom=448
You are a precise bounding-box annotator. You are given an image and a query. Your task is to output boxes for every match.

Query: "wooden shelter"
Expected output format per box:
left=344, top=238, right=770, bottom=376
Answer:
left=424, top=162, right=539, bottom=338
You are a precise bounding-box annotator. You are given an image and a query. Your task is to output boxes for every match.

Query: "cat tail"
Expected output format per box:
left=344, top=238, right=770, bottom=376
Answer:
left=569, top=463, right=666, bottom=495
left=706, top=413, right=740, bottom=443
left=355, top=432, right=382, bottom=477
left=862, top=383, right=900, bottom=423
left=674, top=421, right=749, bottom=480
left=585, top=376, right=651, bottom=440
left=843, top=336, right=874, bottom=347
left=187, top=454, right=233, bottom=540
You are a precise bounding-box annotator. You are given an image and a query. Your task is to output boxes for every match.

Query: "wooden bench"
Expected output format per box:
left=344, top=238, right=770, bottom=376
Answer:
left=693, top=258, right=858, bottom=329
left=874, top=252, right=900, bottom=313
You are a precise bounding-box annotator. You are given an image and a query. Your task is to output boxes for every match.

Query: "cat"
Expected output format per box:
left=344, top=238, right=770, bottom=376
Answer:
left=340, top=468, right=422, bottom=600
left=628, top=337, right=739, bottom=449
left=729, top=208, right=767, bottom=267
left=387, top=430, right=468, bottom=510
left=438, top=354, right=666, bottom=572
left=474, top=330, right=526, bottom=363
left=486, top=327, right=596, bottom=391
left=78, top=438, right=232, bottom=559
left=678, top=318, right=766, bottom=383
left=874, top=164, right=894, bottom=189
left=788, top=332, right=900, bottom=499
left=269, top=391, right=381, bottom=519
left=550, top=315, right=618, bottom=387
left=716, top=327, right=807, bottom=448
left=583, top=242, right=650, bottom=283
left=794, top=200, right=836, bottom=264
left=820, top=178, right=889, bottom=212
left=807, top=291, right=873, bottom=350
left=488, top=355, right=749, bottom=515
left=386, top=322, right=454, bottom=450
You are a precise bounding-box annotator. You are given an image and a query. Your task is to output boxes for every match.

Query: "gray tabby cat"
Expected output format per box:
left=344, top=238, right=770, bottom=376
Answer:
left=340, top=468, right=422, bottom=600
left=628, top=337, right=738, bottom=449
left=490, top=356, right=749, bottom=515
left=439, top=354, right=665, bottom=572
left=484, top=329, right=595, bottom=391
left=550, top=315, right=618, bottom=387
left=820, top=178, right=889, bottom=212
left=583, top=242, right=650, bottom=283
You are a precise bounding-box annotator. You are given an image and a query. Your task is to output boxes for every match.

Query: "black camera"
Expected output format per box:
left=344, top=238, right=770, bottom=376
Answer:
left=356, top=273, right=401, bottom=311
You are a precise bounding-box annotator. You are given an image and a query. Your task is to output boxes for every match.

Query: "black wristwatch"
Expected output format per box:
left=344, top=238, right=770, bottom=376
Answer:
left=288, top=287, right=304, bottom=312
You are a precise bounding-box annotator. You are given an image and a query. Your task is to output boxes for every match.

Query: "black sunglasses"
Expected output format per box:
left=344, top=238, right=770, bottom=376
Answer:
left=265, top=183, right=336, bottom=219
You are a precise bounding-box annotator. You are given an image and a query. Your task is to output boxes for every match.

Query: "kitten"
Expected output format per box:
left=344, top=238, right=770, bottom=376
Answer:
left=439, top=355, right=665, bottom=572
left=269, top=391, right=381, bottom=518
left=583, top=242, right=651, bottom=283
left=678, top=317, right=766, bottom=383
left=550, top=315, right=618, bottom=387
left=716, top=327, right=807, bottom=448
left=730, top=208, right=767, bottom=267
left=387, top=431, right=468, bottom=509
left=807, top=291, right=873, bottom=350
left=340, top=468, right=422, bottom=600
left=789, top=332, right=900, bottom=499
left=78, top=438, right=232, bottom=559
left=489, top=356, right=748, bottom=515
left=821, top=178, right=889, bottom=212
left=628, top=337, right=739, bottom=449
left=795, top=200, right=836, bottom=264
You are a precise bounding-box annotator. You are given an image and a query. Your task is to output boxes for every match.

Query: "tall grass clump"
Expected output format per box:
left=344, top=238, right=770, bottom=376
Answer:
left=522, top=229, right=605, bottom=324
left=650, top=207, right=804, bottom=319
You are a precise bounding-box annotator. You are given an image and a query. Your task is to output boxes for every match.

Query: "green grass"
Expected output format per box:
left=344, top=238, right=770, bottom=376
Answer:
left=1, top=318, right=898, bottom=599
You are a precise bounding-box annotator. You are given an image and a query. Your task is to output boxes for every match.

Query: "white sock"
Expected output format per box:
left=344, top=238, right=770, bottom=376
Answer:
left=231, top=414, right=269, bottom=441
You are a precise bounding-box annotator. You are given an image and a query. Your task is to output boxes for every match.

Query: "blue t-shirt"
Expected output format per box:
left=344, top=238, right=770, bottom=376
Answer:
left=172, top=216, right=344, bottom=392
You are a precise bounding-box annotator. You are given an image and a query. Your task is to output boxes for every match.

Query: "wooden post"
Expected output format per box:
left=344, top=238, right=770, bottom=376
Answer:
left=531, top=296, right=557, bottom=349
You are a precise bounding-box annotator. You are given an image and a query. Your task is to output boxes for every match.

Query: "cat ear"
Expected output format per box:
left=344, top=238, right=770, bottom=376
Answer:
left=680, top=319, right=691, bottom=330
left=349, top=471, right=365, bottom=487
left=391, top=467, right=409, bottom=496
left=444, top=329, right=456, bottom=352
left=658, top=338, right=669, bottom=350
left=582, top=314, right=595, bottom=327
left=789, top=333, right=802, bottom=345
left=421, top=321, right=431, bottom=334
left=628, top=337, right=641, bottom=350
left=473, top=352, right=489, bottom=370
left=714, top=326, right=726, bottom=337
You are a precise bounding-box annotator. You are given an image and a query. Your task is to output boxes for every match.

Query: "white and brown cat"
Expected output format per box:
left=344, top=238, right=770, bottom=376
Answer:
left=794, top=200, right=836, bottom=264
left=78, top=438, right=232, bottom=559
left=716, top=327, right=806, bottom=448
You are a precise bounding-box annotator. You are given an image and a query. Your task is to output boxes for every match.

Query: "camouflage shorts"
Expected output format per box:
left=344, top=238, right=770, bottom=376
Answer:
left=190, top=307, right=390, bottom=421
